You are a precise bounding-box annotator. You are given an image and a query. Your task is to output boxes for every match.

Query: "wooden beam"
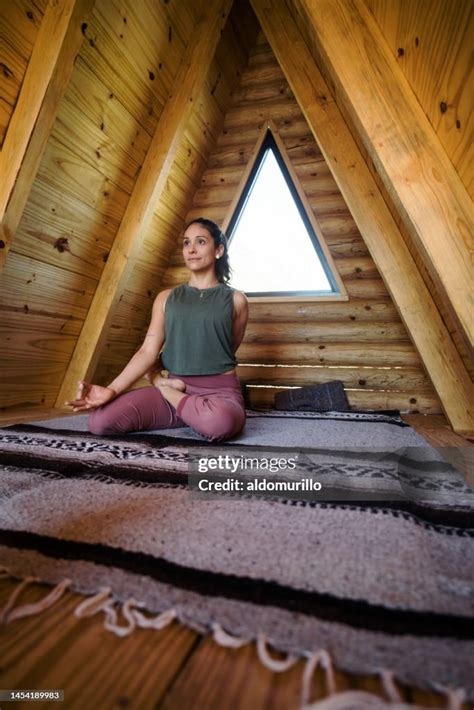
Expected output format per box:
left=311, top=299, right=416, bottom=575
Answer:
left=250, top=0, right=473, bottom=435
left=56, top=0, right=233, bottom=406
left=0, top=0, right=95, bottom=270
left=294, top=0, right=473, bottom=350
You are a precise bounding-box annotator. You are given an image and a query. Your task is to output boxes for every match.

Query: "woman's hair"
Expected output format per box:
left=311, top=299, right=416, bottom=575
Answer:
left=183, top=217, right=231, bottom=283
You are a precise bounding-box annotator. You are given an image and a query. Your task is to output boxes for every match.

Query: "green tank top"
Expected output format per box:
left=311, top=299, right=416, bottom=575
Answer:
left=160, top=282, right=237, bottom=375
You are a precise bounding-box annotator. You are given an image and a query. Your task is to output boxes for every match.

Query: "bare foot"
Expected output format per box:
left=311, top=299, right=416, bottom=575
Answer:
left=151, top=374, right=186, bottom=392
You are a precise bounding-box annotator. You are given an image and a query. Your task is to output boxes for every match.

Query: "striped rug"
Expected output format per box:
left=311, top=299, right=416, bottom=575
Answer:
left=0, top=416, right=473, bottom=701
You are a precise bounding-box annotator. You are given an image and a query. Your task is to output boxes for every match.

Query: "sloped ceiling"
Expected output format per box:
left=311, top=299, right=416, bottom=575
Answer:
left=0, top=0, right=466, bottom=428
left=0, top=0, right=256, bottom=412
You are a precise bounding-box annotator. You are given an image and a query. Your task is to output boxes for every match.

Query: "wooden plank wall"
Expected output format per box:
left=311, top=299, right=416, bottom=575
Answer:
left=161, top=30, right=442, bottom=414
left=361, top=0, right=474, bottom=379
left=364, top=0, right=473, bottom=200
left=0, top=0, right=49, bottom=147
left=0, top=0, right=257, bottom=411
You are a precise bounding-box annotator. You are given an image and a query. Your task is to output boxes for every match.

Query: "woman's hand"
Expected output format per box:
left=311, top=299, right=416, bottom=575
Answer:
left=145, top=366, right=160, bottom=387
left=65, top=381, right=117, bottom=412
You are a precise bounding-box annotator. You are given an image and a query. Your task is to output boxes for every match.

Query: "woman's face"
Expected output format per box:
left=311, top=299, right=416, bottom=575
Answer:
left=182, top=223, right=223, bottom=273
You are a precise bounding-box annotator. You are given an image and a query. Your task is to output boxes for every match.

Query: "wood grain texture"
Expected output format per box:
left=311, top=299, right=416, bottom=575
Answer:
left=0, top=0, right=48, bottom=147
left=0, top=579, right=199, bottom=710
left=0, top=0, right=95, bottom=267
left=0, top=252, right=95, bottom=409
left=236, top=341, right=423, bottom=367
left=295, top=0, right=473, bottom=350
left=250, top=0, right=472, bottom=433
left=364, top=0, right=473, bottom=199
left=328, top=67, right=474, bottom=381
left=237, top=364, right=432, bottom=391
left=53, top=0, right=233, bottom=405
left=2, top=0, right=470, bottom=428
left=0, top=0, right=251, bottom=414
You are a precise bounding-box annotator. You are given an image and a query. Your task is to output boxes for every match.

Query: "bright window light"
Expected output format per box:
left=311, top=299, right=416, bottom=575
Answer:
left=228, top=141, right=335, bottom=295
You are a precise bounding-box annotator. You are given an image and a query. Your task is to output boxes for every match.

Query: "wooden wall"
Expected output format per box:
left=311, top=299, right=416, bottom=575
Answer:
left=288, top=0, right=472, bottom=381
left=0, top=0, right=49, bottom=147
left=361, top=0, right=474, bottom=378
left=161, top=30, right=442, bottom=414
left=0, top=0, right=257, bottom=411
left=364, top=0, right=473, bottom=200
left=1, top=0, right=466, bottom=416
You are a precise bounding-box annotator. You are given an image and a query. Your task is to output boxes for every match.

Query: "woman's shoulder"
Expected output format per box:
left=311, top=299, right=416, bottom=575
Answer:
left=229, top=286, right=248, bottom=301
left=219, top=283, right=247, bottom=304
left=153, top=286, right=177, bottom=315
left=161, top=283, right=186, bottom=299
left=231, top=288, right=248, bottom=313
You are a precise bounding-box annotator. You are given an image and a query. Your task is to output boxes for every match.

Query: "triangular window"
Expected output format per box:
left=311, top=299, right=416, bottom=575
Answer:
left=227, top=130, right=341, bottom=297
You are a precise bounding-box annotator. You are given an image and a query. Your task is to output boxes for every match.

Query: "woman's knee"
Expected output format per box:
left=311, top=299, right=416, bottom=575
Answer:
left=198, top=402, right=245, bottom=441
left=88, top=408, right=114, bottom=436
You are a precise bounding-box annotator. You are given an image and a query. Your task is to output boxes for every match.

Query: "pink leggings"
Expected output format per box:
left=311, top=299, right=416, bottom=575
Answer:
left=88, top=373, right=246, bottom=442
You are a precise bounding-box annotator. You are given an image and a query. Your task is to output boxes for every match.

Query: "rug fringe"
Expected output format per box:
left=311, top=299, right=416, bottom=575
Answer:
left=301, top=649, right=337, bottom=704
left=211, top=621, right=250, bottom=648
left=301, top=689, right=422, bottom=709
left=74, top=587, right=177, bottom=636
left=0, top=569, right=468, bottom=709
left=379, top=669, right=403, bottom=703
left=432, top=684, right=466, bottom=710
left=131, top=603, right=177, bottom=630
left=257, top=632, right=299, bottom=672
left=74, top=586, right=112, bottom=618
left=300, top=659, right=466, bottom=709
left=0, top=573, right=71, bottom=624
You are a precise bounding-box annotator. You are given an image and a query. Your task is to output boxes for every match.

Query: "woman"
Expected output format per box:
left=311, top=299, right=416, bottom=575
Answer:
left=65, top=218, right=249, bottom=442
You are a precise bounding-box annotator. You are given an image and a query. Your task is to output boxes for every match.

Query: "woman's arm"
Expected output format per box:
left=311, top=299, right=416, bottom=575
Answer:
left=232, top=290, right=249, bottom=353
left=107, top=288, right=171, bottom=395
left=65, top=289, right=171, bottom=411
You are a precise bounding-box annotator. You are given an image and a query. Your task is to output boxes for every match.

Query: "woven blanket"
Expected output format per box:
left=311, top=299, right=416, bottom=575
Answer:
left=0, top=413, right=473, bottom=701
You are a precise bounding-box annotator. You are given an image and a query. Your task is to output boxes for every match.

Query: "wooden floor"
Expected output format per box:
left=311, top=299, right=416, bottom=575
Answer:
left=0, top=410, right=472, bottom=709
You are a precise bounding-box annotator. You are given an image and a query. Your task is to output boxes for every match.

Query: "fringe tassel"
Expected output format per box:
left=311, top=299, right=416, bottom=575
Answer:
left=74, top=587, right=112, bottom=619
left=103, top=599, right=136, bottom=637
left=74, top=588, right=131, bottom=637
left=256, top=632, right=298, bottom=672
left=432, top=684, right=466, bottom=710
left=379, top=668, right=403, bottom=703
left=301, top=649, right=337, bottom=707
left=301, top=689, right=404, bottom=709
left=0, top=570, right=469, bottom=709
left=0, top=576, right=37, bottom=624
left=104, top=599, right=177, bottom=637
left=75, top=589, right=177, bottom=637
left=131, top=604, right=177, bottom=631
left=0, top=573, right=71, bottom=625
left=7, top=578, right=71, bottom=623
left=301, top=662, right=468, bottom=710
left=211, top=622, right=250, bottom=649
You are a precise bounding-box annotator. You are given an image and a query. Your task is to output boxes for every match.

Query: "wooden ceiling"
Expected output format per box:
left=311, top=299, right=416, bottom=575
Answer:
left=0, top=0, right=472, bottom=433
